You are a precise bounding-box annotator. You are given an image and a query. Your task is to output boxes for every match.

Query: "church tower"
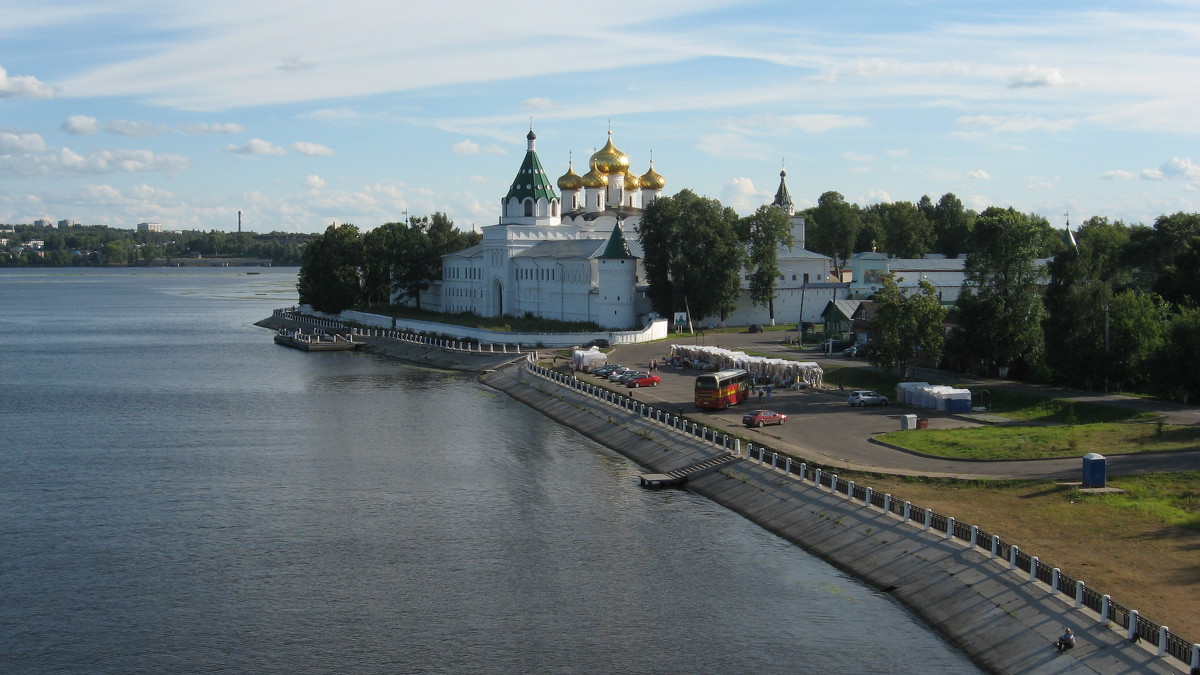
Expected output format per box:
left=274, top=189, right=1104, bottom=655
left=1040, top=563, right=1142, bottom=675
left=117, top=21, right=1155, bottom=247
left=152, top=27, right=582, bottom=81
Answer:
left=772, top=166, right=805, bottom=249
left=595, top=223, right=639, bottom=329
left=501, top=128, right=560, bottom=224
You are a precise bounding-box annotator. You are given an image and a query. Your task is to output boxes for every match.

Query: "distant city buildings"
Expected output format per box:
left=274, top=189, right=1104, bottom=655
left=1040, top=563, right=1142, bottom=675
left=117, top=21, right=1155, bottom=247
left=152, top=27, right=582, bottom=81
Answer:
left=137, top=222, right=163, bottom=232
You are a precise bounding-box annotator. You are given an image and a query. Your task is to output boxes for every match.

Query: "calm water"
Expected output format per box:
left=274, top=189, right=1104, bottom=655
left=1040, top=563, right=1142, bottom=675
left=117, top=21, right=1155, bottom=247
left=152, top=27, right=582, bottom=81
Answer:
left=0, top=268, right=978, bottom=674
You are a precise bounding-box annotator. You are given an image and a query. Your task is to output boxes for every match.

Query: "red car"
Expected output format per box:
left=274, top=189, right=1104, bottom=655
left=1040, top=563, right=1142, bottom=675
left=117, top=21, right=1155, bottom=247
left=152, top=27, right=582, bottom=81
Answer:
left=742, top=409, right=787, bottom=427
left=626, top=374, right=661, bottom=388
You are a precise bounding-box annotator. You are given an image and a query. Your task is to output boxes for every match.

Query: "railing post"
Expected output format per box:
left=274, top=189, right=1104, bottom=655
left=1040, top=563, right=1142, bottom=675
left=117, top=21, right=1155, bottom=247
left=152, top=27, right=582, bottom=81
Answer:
left=864, top=487, right=873, bottom=506
left=903, top=501, right=911, bottom=522
left=771, top=452, right=778, bottom=469
left=733, top=439, right=741, bottom=456
left=1127, top=610, right=1139, bottom=641
left=945, top=516, right=955, bottom=540
left=1075, top=581, right=1084, bottom=609
left=1051, top=568, right=1060, bottom=594
left=1191, top=643, right=1199, bottom=671
left=799, top=463, right=807, bottom=481
left=1029, top=556, right=1039, bottom=582
left=883, top=493, right=891, bottom=514
left=814, top=468, right=822, bottom=487
left=1157, top=626, right=1168, bottom=658
left=785, top=457, right=792, bottom=474
left=990, top=534, right=999, bottom=559
left=847, top=480, right=855, bottom=500
left=969, top=525, right=978, bottom=548
left=1100, top=594, right=1110, bottom=623
left=1009, top=545, right=1018, bottom=570
left=829, top=474, right=837, bottom=493
left=923, top=508, right=932, bottom=531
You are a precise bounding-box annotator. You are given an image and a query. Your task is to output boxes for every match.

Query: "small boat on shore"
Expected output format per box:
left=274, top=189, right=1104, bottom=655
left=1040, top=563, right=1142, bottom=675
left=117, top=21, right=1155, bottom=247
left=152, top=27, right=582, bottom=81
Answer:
left=273, top=329, right=363, bottom=352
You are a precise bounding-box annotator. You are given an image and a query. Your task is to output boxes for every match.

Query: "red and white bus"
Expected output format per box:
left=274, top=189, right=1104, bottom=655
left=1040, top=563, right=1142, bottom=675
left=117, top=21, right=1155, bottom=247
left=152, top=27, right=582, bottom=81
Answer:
left=694, top=369, right=751, bottom=409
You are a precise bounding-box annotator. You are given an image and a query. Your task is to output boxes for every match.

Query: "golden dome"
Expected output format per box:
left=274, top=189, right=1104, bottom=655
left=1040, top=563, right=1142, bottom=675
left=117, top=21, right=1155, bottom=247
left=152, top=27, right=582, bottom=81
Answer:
left=640, top=161, right=665, bottom=190
left=590, top=132, right=630, bottom=175
left=557, top=160, right=583, bottom=190
left=623, top=169, right=642, bottom=191
left=581, top=158, right=608, bottom=188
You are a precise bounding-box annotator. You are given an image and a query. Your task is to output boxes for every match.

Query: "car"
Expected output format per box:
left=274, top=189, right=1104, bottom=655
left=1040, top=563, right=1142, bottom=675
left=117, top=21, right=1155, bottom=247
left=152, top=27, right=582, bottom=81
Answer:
left=819, top=339, right=852, bottom=352
left=607, top=367, right=635, bottom=381
left=615, top=370, right=648, bottom=384
left=626, top=374, right=661, bottom=388
left=592, top=364, right=622, bottom=377
left=847, top=390, right=889, bottom=407
left=843, top=344, right=864, bottom=358
left=584, top=338, right=610, bottom=348
left=742, top=409, right=788, bottom=427
left=748, top=323, right=764, bottom=333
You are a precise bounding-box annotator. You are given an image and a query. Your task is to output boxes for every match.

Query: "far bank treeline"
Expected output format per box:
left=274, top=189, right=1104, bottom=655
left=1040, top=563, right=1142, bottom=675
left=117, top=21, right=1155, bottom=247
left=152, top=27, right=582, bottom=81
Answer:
left=1, top=223, right=317, bottom=266
left=298, top=193, right=1200, bottom=402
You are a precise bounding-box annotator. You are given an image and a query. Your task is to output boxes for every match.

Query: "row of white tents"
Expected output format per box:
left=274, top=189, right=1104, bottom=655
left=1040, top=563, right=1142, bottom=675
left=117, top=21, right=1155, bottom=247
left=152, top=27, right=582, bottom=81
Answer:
left=669, top=344, right=824, bottom=388
left=571, top=347, right=609, bottom=371
left=896, top=382, right=973, bottom=413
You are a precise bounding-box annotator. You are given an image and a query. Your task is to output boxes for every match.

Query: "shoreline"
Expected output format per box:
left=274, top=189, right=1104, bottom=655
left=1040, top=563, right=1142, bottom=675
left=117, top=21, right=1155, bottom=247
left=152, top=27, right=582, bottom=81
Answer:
left=254, top=315, right=1188, bottom=673
left=479, top=360, right=1184, bottom=674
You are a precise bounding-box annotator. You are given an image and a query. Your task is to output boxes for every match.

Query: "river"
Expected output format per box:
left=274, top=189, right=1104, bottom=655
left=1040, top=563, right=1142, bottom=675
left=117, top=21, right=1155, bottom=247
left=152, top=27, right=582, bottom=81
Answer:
left=0, top=267, right=978, bottom=673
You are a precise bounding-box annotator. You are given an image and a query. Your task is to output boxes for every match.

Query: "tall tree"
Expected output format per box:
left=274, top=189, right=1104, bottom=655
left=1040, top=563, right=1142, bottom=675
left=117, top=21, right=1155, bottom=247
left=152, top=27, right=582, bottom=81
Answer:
left=870, top=274, right=946, bottom=375
left=879, top=201, right=933, bottom=258
left=931, top=193, right=973, bottom=258
left=740, top=205, right=793, bottom=325
left=808, top=191, right=860, bottom=277
left=955, top=208, right=1047, bottom=375
left=638, top=190, right=745, bottom=325
left=297, top=223, right=364, bottom=313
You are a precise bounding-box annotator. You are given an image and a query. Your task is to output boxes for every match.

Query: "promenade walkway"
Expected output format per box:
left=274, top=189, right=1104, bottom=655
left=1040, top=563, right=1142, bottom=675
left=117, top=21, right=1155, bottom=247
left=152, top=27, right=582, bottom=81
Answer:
left=593, top=331, right=1200, bottom=480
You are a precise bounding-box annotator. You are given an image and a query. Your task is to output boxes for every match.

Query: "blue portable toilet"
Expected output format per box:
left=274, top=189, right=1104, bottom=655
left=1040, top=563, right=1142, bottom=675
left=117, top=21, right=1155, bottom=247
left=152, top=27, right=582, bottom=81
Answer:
left=1081, top=453, right=1106, bottom=488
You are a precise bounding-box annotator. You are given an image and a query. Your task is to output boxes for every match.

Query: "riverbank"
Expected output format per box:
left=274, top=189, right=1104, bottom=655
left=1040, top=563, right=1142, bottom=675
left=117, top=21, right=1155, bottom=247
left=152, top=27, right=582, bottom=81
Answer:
left=481, top=360, right=1186, bottom=674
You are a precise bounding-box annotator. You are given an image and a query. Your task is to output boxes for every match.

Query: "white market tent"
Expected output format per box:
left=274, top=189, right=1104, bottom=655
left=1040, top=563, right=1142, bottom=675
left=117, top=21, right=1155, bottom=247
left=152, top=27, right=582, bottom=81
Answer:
left=669, top=344, right=823, bottom=388
left=572, top=347, right=608, bottom=371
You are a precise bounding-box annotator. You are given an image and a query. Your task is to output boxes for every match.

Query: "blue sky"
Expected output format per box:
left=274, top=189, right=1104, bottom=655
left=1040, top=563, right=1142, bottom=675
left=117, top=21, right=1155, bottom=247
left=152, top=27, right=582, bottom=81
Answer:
left=2, top=0, right=1198, bottom=233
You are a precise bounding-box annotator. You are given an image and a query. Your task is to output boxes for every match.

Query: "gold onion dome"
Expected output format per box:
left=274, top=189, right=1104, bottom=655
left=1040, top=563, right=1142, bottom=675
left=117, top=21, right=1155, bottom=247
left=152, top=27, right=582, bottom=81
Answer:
left=581, top=158, right=608, bottom=188
left=640, top=161, right=665, bottom=190
left=590, top=132, right=630, bottom=175
left=624, top=169, right=642, bottom=191
left=557, top=160, right=583, bottom=190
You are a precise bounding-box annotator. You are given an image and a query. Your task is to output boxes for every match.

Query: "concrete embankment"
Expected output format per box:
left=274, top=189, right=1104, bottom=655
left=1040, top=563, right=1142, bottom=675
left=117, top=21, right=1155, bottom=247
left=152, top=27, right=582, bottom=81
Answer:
left=482, top=361, right=1183, bottom=674
left=255, top=315, right=525, bottom=372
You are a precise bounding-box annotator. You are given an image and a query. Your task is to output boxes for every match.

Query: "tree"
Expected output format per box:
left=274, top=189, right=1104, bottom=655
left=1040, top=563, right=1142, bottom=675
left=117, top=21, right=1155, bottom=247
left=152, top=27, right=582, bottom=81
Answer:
left=878, top=201, right=932, bottom=258
left=870, top=274, right=946, bottom=375
left=808, top=191, right=860, bottom=277
left=955, top=208, right=1047, bottom=375
left=740, top=205, right=793, bottom=325
left=1106, top=290, right=1167, bottom=392
left=638, top=190, right=745, bottom=325
left=297, top=223, right=364, bottom=313
left=930, top=193, right=973, bottom=258
left=1155, top=307, right=1200, bottom=403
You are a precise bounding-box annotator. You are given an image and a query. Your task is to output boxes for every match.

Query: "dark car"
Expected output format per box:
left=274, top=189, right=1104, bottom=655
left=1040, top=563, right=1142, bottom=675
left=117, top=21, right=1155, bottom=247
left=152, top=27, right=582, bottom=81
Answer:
left=585, top=338, right=610, bottom=348
left=843, top=344, right=864, bottom=358
left=748, top=323, right=764, bottom=333
left=742, top=409, right=788, bottom=427
left=592, top=364, right=622, bottom=377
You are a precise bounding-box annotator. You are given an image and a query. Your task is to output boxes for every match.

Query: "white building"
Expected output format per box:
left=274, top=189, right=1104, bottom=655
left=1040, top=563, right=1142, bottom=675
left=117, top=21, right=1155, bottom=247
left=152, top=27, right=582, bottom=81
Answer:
left=418, top=129, right=836, bottom=331
left=137, top=222, right=163, bottom=232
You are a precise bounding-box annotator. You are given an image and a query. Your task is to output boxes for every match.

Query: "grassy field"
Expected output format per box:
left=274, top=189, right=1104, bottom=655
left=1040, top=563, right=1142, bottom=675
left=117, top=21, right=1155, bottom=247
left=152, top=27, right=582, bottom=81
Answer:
left=853, top=471, right=1200, bottom=641
left=877, top=422, right=1200, bottom=460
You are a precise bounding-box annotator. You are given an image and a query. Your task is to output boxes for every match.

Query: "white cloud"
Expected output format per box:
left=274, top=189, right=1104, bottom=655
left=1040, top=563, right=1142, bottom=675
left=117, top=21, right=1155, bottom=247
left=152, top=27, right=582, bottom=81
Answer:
left=864, top=190, right=892, bottom=204
left=1141, top=169, right=1164, bottom=181
left=0, top=147, right=189, bottom=177
left=0, top=132, right=48, bottom=153
left=277, top=57, right=316, bottom=72
left=104, top=119, right=169, bottom=137
left=720, top=177, right=765, bottom=214
left=968, top=169, right=990, bottom=179
left=955, top=115, right=1076, bottom=133
left=1101, top=170, right=1134, bottom=180
left=224, top=139, right=286, bottom=155
left=178, top=122, right=244, bottom=134
left=843, top=151, right=875, bottom=162
left=61, top=116, right=99, bottom=136
left=727, top=113, right=870, bottom=134
left=0, top=65, right=53, bottom=98
left=523, top=97, right=554, bottom=109
left=1008, top=66, right=1077, bottom=89
left=452, top=140, right=481, bottom=155
left=1158, top=157, right=1200, bottom=180
left=304, top=174, right=325, bottom=189
left=292, top=141, right=335, bottom=156
left=886, top=149, right=909, bottom=159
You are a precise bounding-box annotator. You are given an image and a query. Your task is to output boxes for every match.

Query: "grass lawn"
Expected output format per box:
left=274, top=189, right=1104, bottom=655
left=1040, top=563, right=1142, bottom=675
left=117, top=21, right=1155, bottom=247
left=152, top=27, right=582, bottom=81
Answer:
left=878, top=422, right=1200, bottom=460
left=853, top=472, right=1200, bottom=641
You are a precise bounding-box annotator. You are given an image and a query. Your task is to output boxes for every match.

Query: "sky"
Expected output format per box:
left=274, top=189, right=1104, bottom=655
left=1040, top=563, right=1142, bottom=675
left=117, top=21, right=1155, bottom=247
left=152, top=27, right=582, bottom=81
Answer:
left=2, top=0, right=1199, bottom=234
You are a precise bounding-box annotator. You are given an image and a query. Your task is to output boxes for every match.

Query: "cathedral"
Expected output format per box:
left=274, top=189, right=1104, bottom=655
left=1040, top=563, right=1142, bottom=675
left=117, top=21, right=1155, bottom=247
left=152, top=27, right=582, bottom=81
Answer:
left=419, top=128, right=833, bottom=330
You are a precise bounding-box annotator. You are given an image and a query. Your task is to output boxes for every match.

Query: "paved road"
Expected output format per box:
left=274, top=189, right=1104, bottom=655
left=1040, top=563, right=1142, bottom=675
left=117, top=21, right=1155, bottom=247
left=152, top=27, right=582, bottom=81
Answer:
left=581, top=330, right=1200, bottom=479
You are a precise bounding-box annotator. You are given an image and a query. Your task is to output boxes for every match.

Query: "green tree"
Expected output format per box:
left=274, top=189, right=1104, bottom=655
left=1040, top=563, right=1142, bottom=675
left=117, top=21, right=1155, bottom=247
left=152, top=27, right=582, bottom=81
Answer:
left=955, top=208, right=1048, bottom=375
left=1107, top=290, right=1167, bottom=392
left=930, top=193, right=973, bottom=258
left=637, top=190, right=745, bottom=325
left=808, top=191, right=860, bottom=277
left=870, top=274, right=946, bottom=375
left=740, top=205, right=793, bottom=325
left=297, top=223, right=364, bottom=313
left=879, top=201, right=932, bottom=258
left=1155, top=307, right=1200, bottom=403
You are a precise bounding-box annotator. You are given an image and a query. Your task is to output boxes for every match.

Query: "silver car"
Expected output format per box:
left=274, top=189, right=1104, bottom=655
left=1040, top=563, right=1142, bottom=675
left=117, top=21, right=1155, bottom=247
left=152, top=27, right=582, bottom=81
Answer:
left=847, top=390, right=888, bottom=407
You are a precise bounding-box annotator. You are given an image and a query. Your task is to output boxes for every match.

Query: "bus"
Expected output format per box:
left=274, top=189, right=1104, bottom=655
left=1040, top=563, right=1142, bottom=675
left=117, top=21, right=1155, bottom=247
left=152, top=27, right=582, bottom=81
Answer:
left=694, top=369, right=751, bottom=409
